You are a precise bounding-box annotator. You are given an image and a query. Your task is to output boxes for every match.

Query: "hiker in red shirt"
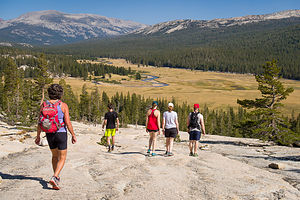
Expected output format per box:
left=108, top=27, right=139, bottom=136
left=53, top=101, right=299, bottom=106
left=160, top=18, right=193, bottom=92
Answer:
left=145, top=101, right=161, bottom=156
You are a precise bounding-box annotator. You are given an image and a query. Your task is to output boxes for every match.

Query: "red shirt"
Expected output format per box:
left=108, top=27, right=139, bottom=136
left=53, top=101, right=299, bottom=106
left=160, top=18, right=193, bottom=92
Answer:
left=147, top=109, right=158, bottom=130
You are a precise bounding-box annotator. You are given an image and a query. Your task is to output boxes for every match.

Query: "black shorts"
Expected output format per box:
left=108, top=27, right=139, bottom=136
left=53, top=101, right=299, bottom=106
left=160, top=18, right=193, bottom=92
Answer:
left=46, top=132, right=68, bottom=150
left=165, top=128, right=177, bottom=138
left=147, top=129, right=159, bottom=132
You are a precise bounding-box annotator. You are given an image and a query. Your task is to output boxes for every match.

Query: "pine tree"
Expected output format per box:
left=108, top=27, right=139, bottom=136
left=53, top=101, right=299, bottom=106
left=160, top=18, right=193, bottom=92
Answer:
left=22, top=79, right=40, bottom=125
left=2, top=58, right=24, bottom=124
left=0, top=75, right=4, bottom=112
left=102, top=91, right=109, bottom=106
left=59, top=79, right=80, bottom=120
left=237, top=60, right=295, bottom=144
left=34, top=54, right=53, bottom=104
left=79, top=84, right=90, bottom=121
left=90, top=87, right=102, bottom=125
left=135, top=72, right=141, bottom=80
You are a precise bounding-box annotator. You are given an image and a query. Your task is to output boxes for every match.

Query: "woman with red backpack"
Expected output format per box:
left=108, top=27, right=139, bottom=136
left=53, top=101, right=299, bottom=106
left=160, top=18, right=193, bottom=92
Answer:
left=35, top=84, right=77, bottom=190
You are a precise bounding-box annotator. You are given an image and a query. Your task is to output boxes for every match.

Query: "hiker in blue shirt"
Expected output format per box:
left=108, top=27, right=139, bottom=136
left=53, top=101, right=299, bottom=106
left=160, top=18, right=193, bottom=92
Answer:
left=35, top=84, right=77, bottom=190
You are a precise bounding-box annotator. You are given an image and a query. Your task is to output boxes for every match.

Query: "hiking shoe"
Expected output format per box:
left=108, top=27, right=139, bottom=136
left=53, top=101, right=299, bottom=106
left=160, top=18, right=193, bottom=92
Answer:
left=108, top=146, right=111, bottom=152
left=189, top=152, right=194, bottom=156
left=147, top=149, right=151, bottom=154
left=49, top=176, right=60, bottom=190
left=151, top=153, right=157, bottom=156
left=193, top=153, right=198, bottom=157
left=111, top=145, right=114, bottom=151
left=168, top=152, right=174, bottom=156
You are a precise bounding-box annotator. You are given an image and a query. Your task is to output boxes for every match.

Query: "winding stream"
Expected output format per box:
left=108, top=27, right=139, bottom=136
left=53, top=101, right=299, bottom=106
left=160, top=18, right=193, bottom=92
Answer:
left=141, top=75, right=169, bottom=87
left=93, top=74, right=169, bottom=87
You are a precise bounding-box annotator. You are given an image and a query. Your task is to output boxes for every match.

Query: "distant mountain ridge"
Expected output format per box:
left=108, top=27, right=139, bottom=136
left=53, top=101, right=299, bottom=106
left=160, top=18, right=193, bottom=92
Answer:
left=134, top=10, right=300, bottom=35
left=0, top=9, right=299, bottom=46
left=0, top=10, right=147, bottom=45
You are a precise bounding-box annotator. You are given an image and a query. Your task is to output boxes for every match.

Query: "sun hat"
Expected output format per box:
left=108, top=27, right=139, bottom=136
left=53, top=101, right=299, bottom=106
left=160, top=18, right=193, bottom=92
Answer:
left=168, top=102, right=174, bottom=107
left=194, top=104, right=200, bottom=109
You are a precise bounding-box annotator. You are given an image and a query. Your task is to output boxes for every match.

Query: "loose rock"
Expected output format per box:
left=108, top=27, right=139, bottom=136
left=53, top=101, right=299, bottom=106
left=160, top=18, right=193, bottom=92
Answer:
left=199, top=144, right=209, bottom=150
left=269, top=163, right=285, bottom=169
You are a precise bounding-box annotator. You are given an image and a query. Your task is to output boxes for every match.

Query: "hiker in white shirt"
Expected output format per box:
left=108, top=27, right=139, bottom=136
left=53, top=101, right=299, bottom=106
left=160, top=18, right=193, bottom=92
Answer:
left=162, top=102, right=179, bottom=156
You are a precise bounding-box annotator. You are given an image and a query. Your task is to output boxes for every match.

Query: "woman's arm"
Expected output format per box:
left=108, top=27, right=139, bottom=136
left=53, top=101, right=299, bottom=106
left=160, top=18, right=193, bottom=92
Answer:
left=62, top=102, right=77, bottom=144
left=157, top=111, right=161, bottom=134
left=162, top=115, right=165, bottom=135
left=145, top=109, right=150, bottom=132
left=35, top=124, right=42, bottom=145
left=200, top=117, right=206, bottom=135
left=35, top=104, right=44, bottom=145
left=175, top=114, right=179, bottom=134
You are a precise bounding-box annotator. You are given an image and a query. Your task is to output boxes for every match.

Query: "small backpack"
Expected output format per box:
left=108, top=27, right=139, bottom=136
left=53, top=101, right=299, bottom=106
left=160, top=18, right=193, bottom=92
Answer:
left=39, top=100, right=64, bottom=133
left=188, top=112, right=200, bottom=130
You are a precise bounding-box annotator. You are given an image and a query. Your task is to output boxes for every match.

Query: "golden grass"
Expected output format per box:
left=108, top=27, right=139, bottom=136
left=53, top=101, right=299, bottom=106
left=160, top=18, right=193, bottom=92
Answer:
left=56, top=58, right=300, bottom=115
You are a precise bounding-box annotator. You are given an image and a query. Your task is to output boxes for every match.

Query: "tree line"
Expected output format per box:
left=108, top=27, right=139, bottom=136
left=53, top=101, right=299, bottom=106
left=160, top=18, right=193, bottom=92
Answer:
left=0, top=51, right=299, bottom=146
left=0, top=47, right=136, bottom=81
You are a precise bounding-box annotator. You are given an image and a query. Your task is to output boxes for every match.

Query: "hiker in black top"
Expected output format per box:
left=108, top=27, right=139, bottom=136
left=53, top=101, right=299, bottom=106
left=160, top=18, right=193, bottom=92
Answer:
left=105, top=111, right=118, bottom=129
left=102, top=103, right=119, bottom=152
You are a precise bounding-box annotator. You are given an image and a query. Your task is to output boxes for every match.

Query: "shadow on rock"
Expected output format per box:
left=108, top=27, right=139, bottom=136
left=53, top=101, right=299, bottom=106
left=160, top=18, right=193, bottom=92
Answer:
left=287, top=169, right=300, bottom=174
left=234, top=155, right=300, bottom=162
left=201, top=140, right=271, bottom=147
left=116, top=151, right=145, bottom=155
left=0, top=172, right=51, bottom=190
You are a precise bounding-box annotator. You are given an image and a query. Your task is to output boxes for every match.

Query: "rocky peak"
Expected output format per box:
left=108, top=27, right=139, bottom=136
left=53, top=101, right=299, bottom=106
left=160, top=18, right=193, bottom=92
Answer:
left=135, top=9, right=300, bottom=35
left=0, top=10, right=147, bottom=45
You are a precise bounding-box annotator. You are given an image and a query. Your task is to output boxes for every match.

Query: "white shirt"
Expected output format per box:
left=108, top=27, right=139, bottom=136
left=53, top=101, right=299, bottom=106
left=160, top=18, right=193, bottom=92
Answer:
left=163, top=111, right=178, bottom=129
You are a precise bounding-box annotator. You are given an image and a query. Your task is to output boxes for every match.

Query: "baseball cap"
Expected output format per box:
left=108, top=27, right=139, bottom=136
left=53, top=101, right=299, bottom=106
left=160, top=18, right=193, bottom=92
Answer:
left=194, top=104, right=200, bottom=109
left=168, top=102, right=174, bottom=107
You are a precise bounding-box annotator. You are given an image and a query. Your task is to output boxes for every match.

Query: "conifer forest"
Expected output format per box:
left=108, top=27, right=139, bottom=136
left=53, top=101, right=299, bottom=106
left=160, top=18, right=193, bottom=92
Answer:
left=0, top=47, right=299, bottom=146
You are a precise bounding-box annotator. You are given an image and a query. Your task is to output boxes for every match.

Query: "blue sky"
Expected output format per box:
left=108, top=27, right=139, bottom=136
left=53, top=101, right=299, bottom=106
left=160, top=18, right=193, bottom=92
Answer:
left=1, top=0, right=300, bottom=24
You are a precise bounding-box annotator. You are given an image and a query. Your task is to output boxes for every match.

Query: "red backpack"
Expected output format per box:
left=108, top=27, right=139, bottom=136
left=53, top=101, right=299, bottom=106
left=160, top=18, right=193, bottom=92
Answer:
left=39, top=100, right=64, bottom=133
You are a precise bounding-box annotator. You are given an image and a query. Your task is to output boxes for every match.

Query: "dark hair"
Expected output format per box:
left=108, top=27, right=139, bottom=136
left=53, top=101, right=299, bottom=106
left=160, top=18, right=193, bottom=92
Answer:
left=108, top=103, right=113, bottom=110
left=48, top=84, right=63, bottom=100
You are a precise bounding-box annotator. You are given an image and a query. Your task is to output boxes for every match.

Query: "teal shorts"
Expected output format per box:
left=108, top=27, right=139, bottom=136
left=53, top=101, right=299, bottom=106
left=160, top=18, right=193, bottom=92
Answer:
left=105, top=129, right=116, bottom=137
